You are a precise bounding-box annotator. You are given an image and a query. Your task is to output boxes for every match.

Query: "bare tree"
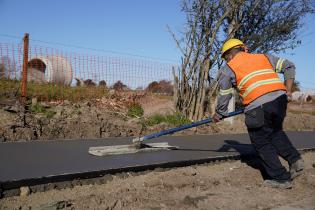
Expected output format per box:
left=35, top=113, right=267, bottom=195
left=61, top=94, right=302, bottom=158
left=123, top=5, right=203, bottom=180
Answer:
left=170, top=0, right=314, bottom=121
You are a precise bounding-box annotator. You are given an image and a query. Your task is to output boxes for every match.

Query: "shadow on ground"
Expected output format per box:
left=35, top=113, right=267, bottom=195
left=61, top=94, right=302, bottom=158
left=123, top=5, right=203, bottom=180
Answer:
left=174, top=139, right=270, bottom=179
left=217, top=140, right=270, bottom=179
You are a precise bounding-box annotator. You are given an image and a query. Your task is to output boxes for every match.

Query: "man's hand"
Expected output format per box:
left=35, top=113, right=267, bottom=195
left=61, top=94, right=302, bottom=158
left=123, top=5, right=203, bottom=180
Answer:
left=212, top=113, right=222, bottom=123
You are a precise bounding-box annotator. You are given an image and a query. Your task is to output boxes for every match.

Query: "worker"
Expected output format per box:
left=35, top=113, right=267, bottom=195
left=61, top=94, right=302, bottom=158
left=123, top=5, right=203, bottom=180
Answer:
left=213, top=38, right=304, bottom=189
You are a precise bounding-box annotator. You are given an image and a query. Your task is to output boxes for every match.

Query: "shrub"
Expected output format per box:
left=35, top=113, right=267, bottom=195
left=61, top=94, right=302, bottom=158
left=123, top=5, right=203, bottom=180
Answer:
left=164, top=112, right=191, bottom=126
left=0, top=78, right=20, bottom=99
left=127, top=102, right=144, bottom=118
left=146, top=81, right=160, bottom=92
left=112, top=80, right=128, bottom=91
left=99, top=80, right=107, bottom=87
left=145, top=114, right=165, bottom=126
left=31, top=103, right=56, bottom=118
left=146, top=80, right=173, bottom=95
left=84, top=79, right=96, bottom=86
left=158, top=80, right=173, bottom=95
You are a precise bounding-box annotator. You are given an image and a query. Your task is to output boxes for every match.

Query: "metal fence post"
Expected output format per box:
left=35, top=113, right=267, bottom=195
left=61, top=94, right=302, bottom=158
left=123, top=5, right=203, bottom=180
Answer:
left=21, top=33, right=29, bottom=102
left=20, top=33, right=29, bottom=126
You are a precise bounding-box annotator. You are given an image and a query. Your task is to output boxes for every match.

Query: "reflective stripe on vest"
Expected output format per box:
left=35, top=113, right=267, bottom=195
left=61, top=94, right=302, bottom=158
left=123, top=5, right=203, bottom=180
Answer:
left=238, top=69, right=275, bottom=90
left=242, top=78, right=282, bottom=98
left=275, top=58, right=285, bottom=73
left=219, top=88, right=234, bottom=95
left=227, top=52, right=286, bottom=105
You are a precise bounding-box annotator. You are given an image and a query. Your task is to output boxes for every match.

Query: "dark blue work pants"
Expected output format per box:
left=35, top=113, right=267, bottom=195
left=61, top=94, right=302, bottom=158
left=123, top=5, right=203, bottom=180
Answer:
left=246, top=94, right=301, bottom=181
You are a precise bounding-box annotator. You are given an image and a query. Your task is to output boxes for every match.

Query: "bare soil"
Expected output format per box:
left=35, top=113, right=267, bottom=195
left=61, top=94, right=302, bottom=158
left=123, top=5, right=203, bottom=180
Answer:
left=1, top=152, right=314, bottom=210
left=0, top=95, right=314, bottom=142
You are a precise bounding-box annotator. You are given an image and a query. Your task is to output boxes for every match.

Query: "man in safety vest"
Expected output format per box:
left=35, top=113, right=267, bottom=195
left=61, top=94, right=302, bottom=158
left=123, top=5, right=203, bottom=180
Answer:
left=213, top=38, right=304, bottom=189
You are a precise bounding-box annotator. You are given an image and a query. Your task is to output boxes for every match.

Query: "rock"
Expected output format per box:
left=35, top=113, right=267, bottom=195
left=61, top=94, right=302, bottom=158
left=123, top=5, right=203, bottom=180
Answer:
left=31, top=97, right=38, bottom=105
left=63, top=100, right=71, bottom=106
left=34, top=113, right=45, bottom=120
left=0, top=135, right=5, bottom=142
left=312, top=163, right=315, bottom=168
left=55, top=107, right=64, bottom=117
left=40, top=102, right=50, bottom=108
left=84, top=101, right=91, bottom=107
left=213, top=180, right=220, bottom=185
left=20, top=186, right=30, bottom=196
left=18, top=206, right=32, bottom=210
left=3, top=105, right=19, bottom=113
left=39, top=117, right=50, bottom=125
left=14, top=128, right=36, bottom=141
left=74, top=103, right=81, bottom=109
left=39, top=200, right=73, bottom=210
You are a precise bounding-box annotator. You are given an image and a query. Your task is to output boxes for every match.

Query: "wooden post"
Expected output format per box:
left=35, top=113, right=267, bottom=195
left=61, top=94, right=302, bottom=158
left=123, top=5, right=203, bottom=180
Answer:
left=21, top=33, right=29, bottom=102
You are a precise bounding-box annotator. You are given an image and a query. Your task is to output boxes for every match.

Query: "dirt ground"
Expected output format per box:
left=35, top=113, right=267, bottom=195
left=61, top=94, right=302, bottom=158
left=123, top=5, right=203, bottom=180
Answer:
left=0, top=94, right=314, bottom=142
left=1, top=152, right=314, bottom=210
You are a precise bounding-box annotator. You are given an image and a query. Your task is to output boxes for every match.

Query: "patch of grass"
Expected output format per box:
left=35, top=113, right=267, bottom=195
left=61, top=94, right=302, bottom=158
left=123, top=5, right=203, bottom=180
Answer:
left=145, top=114, right=165, bottom=125
left=31, top=103, right=46, bottom=113
left=27, top=82, right=108, bottom=102
left=0, top=78, right=20, bottom=99
left=146, top=112, right=191, bottom=127
left=31, top=103, right=56, bottom=118
left=127, top=102, right=144, bottom=118
left=0, top=78, right=108, bottom=102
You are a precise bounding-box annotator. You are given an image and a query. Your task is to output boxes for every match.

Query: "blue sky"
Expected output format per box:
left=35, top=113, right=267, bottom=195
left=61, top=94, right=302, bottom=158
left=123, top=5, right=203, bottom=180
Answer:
left=0, top=0, right=314, bottom=89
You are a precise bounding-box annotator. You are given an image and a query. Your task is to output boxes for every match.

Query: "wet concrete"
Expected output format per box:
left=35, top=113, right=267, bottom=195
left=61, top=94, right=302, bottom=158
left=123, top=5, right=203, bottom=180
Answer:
left=0, top=131, right=314, bottom=191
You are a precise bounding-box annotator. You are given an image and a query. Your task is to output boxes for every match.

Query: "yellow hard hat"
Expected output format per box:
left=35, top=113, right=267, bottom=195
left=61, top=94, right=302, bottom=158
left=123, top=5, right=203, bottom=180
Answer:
left=221, top=38, right=244, bottom=57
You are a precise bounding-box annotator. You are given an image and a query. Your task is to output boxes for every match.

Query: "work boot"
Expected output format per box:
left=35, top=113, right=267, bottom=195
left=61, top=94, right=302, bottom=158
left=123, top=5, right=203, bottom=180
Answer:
left=263, top=180, right=292, bottom=189
left=290, top=158, right=304, bottom=179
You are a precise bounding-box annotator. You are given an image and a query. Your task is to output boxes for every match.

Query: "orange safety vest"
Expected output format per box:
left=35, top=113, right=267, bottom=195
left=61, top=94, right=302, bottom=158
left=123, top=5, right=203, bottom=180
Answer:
left=228, top=52, right=286, bottom=105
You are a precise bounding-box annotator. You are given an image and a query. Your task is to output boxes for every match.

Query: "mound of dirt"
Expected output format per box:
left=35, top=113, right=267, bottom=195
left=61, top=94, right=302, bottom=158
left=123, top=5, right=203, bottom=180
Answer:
left=0, top=101, right=142, bottom=142
left=0, top=96, right=314, bottom=142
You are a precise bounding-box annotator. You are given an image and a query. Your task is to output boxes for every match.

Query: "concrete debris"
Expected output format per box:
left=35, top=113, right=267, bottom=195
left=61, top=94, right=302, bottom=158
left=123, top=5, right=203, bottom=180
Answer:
left=20, top=186, right=30, bottom=196
left=39, top=200, right=73, bottom=210
left=31, top=97, right=38, bottom=105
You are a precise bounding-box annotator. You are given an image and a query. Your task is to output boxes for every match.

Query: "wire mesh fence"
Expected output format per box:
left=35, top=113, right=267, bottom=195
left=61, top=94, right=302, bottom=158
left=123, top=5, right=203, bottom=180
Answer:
left=0, top=41, right=177, bottom=101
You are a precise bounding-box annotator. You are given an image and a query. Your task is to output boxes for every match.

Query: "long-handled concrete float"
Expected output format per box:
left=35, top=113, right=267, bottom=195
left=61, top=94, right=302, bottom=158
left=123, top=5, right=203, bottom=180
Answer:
left=88, top=109, right=244, bottom=156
